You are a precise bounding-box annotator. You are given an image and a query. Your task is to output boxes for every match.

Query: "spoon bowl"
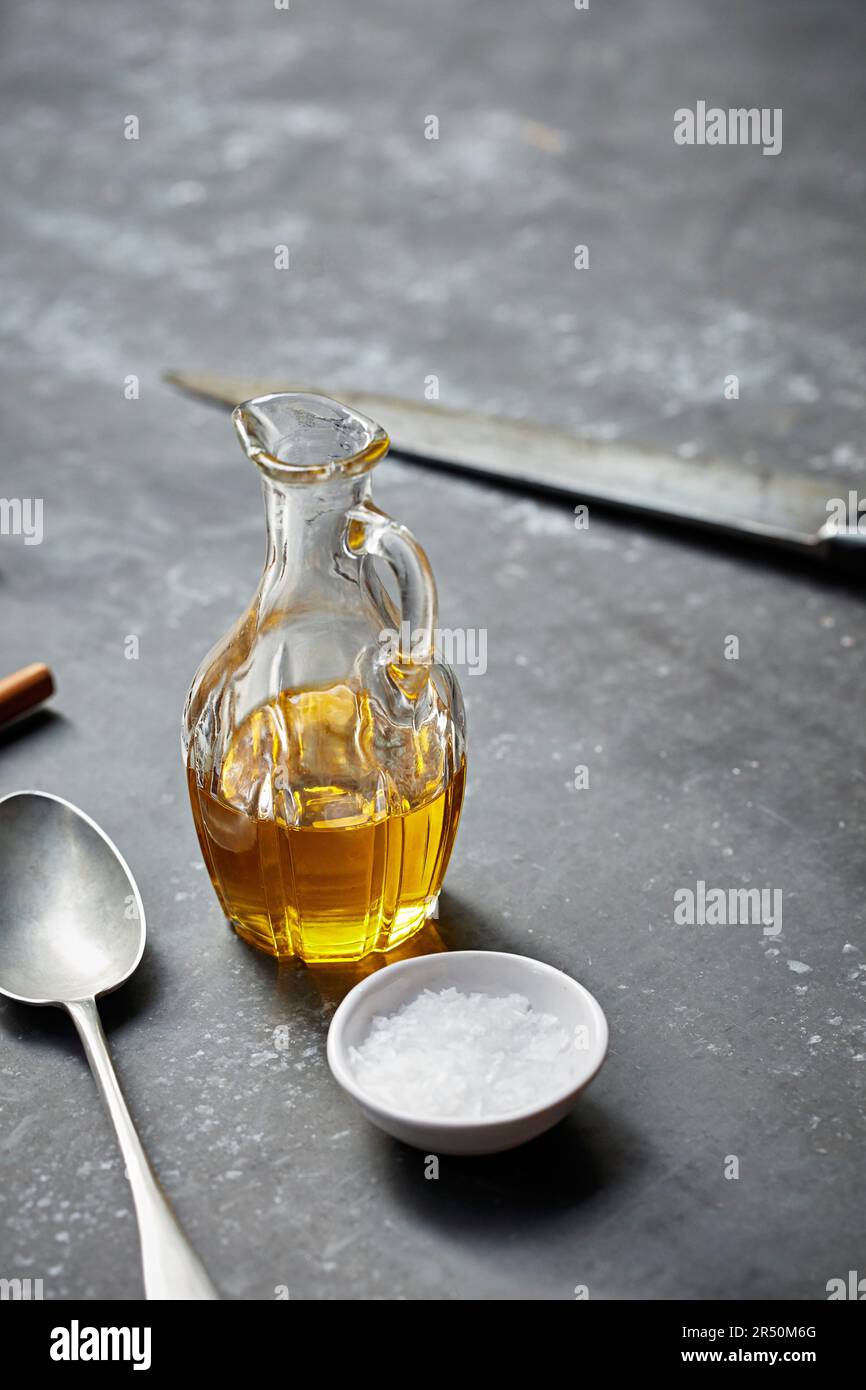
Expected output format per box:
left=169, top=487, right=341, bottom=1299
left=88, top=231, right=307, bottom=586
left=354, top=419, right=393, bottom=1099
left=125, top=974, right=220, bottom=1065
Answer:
left=0, top=791, right=144, bottom=1004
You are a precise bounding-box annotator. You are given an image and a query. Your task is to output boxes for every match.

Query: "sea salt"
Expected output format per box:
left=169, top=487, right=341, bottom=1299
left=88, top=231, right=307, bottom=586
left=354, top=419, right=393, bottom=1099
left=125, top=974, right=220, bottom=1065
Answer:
left=348, top=987, right=580, bottom=1119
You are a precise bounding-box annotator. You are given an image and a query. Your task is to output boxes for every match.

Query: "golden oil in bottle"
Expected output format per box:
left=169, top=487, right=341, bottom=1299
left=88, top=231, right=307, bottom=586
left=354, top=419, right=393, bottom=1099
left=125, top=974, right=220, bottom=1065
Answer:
left=187, top=682, right=464, bottom=964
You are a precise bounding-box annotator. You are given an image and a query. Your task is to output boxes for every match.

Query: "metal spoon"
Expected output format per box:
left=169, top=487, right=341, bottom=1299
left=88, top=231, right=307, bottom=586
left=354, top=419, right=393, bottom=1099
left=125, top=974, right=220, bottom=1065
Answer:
left=0, top=790, right=218, bottom=1300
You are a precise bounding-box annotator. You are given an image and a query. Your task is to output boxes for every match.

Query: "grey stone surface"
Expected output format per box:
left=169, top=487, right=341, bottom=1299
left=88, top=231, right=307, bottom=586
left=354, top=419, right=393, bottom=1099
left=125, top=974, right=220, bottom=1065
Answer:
left=0, top=0, right=864, bottom=1300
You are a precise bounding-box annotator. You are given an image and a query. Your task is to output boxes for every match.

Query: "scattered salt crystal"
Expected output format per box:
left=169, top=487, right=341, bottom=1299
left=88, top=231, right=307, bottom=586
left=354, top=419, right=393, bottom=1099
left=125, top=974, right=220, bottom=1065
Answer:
left=349, top=987, right=581, bottom=1119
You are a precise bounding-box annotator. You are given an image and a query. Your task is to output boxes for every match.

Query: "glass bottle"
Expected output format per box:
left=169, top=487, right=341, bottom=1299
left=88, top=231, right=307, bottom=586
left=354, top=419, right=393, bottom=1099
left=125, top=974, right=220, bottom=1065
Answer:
left=183, top=394, right=466, bottom=965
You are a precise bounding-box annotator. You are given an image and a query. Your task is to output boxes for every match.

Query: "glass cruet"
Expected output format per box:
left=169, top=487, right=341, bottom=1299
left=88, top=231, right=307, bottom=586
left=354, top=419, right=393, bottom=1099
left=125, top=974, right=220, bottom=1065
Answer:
left=182, top=393, right=466, bottom=964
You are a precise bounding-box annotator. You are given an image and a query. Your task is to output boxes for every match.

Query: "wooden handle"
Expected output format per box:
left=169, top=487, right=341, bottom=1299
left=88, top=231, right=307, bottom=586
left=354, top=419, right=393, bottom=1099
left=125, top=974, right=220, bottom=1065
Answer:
left=0, top=663, right=55, bottom=727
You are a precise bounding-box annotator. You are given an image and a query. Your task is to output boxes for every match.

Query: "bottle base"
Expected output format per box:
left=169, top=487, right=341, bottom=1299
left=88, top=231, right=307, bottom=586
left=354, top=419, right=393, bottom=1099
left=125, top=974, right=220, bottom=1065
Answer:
left=229, top=893, right=440, bottom=965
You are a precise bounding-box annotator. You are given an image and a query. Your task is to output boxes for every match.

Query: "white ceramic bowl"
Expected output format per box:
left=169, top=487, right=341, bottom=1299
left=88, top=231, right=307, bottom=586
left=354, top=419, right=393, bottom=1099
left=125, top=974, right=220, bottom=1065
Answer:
left=326, top=950, right=609, bottom=1155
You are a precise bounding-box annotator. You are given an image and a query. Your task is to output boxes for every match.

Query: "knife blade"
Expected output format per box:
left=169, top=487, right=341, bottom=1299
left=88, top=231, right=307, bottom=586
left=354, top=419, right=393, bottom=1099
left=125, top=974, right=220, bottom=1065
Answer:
left=164, top=371, right=861, bottom=568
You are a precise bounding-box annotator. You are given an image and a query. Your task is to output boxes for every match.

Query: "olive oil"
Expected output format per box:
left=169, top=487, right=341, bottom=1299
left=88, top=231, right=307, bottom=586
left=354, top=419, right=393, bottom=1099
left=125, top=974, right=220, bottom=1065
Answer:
left=187, top=683, right=465, bottom=964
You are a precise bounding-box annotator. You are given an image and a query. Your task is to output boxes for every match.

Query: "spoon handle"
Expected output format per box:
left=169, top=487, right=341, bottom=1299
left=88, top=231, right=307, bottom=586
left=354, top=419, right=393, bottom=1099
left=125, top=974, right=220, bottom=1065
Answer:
left=66, top=997, right=219, bottom=1300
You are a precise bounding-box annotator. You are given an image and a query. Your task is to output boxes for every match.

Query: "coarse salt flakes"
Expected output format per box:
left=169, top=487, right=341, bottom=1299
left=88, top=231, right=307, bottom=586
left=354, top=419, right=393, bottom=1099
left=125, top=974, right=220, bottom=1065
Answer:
left=348, top=987, right=581, bottom=1119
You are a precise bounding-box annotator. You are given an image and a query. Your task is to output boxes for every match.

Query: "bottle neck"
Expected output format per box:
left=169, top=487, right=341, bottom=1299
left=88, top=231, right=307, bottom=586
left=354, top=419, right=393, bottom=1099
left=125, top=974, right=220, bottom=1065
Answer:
left=257, top=473, right=372, bottom=607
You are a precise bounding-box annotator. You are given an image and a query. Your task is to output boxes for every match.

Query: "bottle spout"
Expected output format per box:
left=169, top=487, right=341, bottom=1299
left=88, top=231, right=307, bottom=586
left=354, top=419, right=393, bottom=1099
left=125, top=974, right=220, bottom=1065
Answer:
left=232, top=393, right=389, bottom=484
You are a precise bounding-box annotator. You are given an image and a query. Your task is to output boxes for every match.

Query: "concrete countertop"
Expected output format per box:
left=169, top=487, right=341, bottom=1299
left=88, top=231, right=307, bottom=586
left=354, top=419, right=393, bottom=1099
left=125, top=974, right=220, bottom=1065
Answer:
left=0, top=0, right=863, bottom=1299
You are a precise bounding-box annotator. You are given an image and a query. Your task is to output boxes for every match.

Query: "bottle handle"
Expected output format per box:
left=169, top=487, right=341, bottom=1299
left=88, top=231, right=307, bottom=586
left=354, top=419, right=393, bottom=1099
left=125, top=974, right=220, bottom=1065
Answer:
left=349, top=505, right=437, bottom=665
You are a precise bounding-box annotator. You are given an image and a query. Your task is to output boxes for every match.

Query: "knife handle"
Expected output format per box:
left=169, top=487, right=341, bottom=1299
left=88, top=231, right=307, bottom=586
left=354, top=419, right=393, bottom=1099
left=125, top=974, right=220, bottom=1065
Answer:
left=819, top=526, right=866, bottom=576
